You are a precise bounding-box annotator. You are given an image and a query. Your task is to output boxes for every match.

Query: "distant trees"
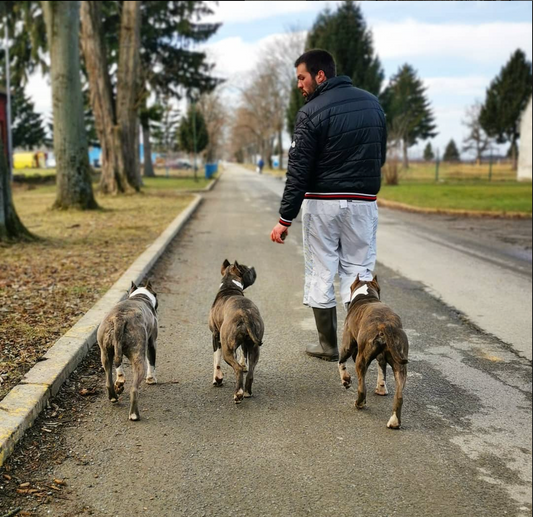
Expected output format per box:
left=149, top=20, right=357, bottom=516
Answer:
left=423, top=142, right=435, bottom=162
left=11, top=88, right=49, bottom=150
left=480, top=49, right=532, bottom=170
left=198, top=89, right=228, bottom=163
left=462, top=102, right=491, bottom=165
left=179, top=105, right=209, bottom=160
left=381, top=64, right=437, bottom=169
left=443, top=139, right=461, bottom=162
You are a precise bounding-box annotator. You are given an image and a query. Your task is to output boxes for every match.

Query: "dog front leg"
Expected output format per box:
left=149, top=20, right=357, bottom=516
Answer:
left=355, top=353, right=369, bottom=409
left=375, top=353, right=388, bottom=396
left=222, top=347, right=245, bottom=404
left=213, top=335, right=224, bottom=387
left=338, top=331, right=356, bottom=389
left=146, top=337, right=157, bottom=385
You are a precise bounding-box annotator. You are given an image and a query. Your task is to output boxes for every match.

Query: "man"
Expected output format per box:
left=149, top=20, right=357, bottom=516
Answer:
left=270, top=49, right=387, bottom=361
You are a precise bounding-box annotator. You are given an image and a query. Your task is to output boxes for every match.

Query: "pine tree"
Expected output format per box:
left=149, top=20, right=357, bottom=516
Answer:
left=10, top=88, right=49, bottom=150
left=286, top=1, right=383, bottom=137
left=443, top=139, right=461, bottom=162
left=381, top=64, right=438, bottom=168
left=480, top=49, right=532, bottom=170
left=423, top=142, right=435, bottom=162
left=178, top=104, right=209, bottom=156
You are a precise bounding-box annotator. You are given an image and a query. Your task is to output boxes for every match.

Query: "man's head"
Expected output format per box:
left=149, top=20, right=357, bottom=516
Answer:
left=294, top=49, right=336, bottom=99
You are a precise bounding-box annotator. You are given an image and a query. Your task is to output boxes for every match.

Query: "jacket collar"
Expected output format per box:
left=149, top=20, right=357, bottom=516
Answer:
left=306, top=75, right=352, bottom=103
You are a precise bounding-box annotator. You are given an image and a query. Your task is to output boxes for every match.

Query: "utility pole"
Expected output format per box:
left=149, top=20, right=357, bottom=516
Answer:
left=192, top=99, right=198, bottom=182
left=4, top=21, right=13, bottom=179
left=435, top=148, right=440, bottom=182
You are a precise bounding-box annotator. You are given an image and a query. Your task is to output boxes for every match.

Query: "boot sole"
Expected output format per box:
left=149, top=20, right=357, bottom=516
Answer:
left=306, top=351, right=339, bottom=362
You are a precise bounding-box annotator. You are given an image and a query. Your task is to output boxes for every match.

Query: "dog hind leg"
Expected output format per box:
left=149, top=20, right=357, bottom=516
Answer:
left=213, top=335, right=224, bottom=387
left=146, top=336, right=157, bottom=385
left=101, top=345, right=118, bottom=403
left=129, top=354, right=146, bottom=421
left=355, top=352, right=371, bottom=409
left=375, top=353, right=388, bottom=396
left=244, top=346, right=260, bottom=398
left=387, top=363, right=407, bottom=429
left=222, top=346, right=245, bottom=404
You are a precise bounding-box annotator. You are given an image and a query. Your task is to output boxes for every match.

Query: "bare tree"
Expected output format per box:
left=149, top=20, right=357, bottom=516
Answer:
left=198, top=88, right=228, bottom=163
left=462, top=102, right=491, bottom=164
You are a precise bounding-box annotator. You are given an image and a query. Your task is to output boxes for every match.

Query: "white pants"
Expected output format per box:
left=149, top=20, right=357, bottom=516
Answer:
left=302, top=199, right=378, bottom=309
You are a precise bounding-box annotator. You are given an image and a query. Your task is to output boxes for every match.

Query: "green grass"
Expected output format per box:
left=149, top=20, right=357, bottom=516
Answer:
left=13, top=168, right=58, bottom=178
left=143, top=175, right=212, bottom=191
left=380, top=181, right=532, bottom=214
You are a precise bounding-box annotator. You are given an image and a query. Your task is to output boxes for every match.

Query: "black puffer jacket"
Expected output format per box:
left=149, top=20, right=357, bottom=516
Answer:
left=279, top=76, right=387, bottom=227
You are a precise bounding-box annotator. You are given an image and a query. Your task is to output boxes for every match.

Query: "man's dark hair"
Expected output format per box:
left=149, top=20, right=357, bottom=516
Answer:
left=294, top=49, right=336, bottom=79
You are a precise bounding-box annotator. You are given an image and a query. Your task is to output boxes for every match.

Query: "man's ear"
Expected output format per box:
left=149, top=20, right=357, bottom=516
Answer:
left=221, top=259, right=231, bottom=275
left=242, top=267, right=257, bottom=289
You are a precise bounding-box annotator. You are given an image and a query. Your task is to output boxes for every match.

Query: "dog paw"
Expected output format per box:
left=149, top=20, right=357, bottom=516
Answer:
left=129, top=413, right=140, bottom=422
left=387, top=413, right=401, bottom=429
left=355, top=400, right=366, bottom=410
left=375, top=385, right=388, bottom=396
left=244, top=391, right=253, bottom=398
left=342, top=378, right=352, bottom=389
left=146, top=376, right=158, bottom=385
left=234, top=389, right=244, bottom=404
left=115, top=381, right=125, bottom=395
left=213, top=378, right=224, bottom=387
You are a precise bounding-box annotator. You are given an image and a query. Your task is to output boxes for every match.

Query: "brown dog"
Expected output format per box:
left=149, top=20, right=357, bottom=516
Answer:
left=97, top=280, right=158, bottom=421
left=209, top=260, right=264, bottom=404
left=338, top=275, right=409, bottom=429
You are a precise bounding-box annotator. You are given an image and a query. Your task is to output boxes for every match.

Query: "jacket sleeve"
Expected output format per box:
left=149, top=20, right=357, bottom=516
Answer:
left=279, top=111, right=319, bottom=226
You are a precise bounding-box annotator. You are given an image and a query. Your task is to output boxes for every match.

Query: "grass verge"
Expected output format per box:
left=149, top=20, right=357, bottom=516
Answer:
left=0, top=179, right=195, bottom=401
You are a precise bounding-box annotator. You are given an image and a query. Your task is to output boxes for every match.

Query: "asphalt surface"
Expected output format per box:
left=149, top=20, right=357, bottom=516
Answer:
left=5, top=165, right=532, bottom=517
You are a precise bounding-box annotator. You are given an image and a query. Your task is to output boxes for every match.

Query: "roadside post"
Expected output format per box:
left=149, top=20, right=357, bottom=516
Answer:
left=435, top=148, right=440, bottom=182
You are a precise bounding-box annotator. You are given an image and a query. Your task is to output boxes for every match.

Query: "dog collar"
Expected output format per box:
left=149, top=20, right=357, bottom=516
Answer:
left=130, top=287, right=157, bottom=309
left=350, top=284, right=369, bottom=302
left=219, top=280, right=244, bottom=290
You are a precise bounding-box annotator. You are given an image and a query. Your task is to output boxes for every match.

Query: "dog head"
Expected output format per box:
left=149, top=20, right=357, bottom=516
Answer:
left=128, top=279, right=159, bottom=310
left=221, top=259, right=257, bottom=289
left=349, top=274, right=381, bottom=301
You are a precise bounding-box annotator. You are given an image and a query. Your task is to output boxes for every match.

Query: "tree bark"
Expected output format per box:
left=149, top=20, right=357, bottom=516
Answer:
left=80, top=1, right=131, bottom=195
left=142, top=122, right=155, bottom=177
left=116, top=1, right=142, bottom=190
left=278, top=128, right=283, bottom=169
left=42, top=1, right=98, bottom=210
left=0, top=142, right=32, bottom=241
left=402, top=139, right=410, bottom=169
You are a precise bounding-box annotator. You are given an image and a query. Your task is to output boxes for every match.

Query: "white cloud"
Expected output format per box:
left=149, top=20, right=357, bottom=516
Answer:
left=25, top=73, right=52, bottom=119
left=201, top=1, right=338, bottom=24
left=424, top=76, right=490, bottom=97
left=373, top=20, right=532, bottom=63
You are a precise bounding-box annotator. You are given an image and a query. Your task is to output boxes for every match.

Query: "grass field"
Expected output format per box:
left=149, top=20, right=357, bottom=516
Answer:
left=0, top=179, right=198, bottom=402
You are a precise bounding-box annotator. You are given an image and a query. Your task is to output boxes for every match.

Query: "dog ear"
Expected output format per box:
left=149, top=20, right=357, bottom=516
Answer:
left=221, top=259, right=231, bottom=275
left=128, top=281, right=137, bottom=295
left=242, top=267, right=257, bottom=289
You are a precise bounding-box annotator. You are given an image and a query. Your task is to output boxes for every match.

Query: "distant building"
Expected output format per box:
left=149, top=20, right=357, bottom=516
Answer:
left=518, top=96, right=532, bottom=181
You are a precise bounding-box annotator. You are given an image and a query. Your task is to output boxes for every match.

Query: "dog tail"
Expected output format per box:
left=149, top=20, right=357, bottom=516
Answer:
left=378, top=324, right=409, bottom=365
left=113, top=318, right=127, bottom=368
left=243, top=314, right=263, bottom=347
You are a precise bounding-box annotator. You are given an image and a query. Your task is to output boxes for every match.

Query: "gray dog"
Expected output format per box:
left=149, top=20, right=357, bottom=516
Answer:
left=209, top=260, right=264, bottom=404
left=97, top=280, right=158, bottom=421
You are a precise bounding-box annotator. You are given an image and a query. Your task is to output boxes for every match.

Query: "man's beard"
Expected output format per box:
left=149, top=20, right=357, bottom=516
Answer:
left=301, top=77, right=318, bottom=98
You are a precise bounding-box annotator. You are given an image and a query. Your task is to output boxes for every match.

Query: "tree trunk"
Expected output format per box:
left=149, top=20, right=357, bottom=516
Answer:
left=116, top=1, right=142, bottom=191
left=402, top=139, right=410, bottom=169
left=511, top=138, right=518, bottom=171
left=80, top=1, right=130, bottom=195
left=42, top=1, right=98, bottom=210
left=0, top=142, right=32, bottom=241
left=142, top=123, right=155, bottom=177
left=278, top=127, right=283, bottom=169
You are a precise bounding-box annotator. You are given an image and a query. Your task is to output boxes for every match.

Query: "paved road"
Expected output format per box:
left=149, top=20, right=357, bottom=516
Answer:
left=16, top=166, right=533, bottom=516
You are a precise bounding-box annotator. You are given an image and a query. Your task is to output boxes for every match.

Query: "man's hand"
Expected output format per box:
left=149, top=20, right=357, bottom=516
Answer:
left=271, top=223, right=288, bottom=244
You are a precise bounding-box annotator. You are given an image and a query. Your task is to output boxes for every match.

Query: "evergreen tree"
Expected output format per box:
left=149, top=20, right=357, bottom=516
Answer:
left=423, top=142, right=435, bottom=162
left=9, top=88, right=49, bottom=150
left=479, top=49, right=532, bottom=169
left=381, top=64, right=438, bottom=168
left=286, top=1, right=383, bottom=137
left=443, top=139, right=461, bottom=162
left=306, top=1, right=384, bottom=95
left=153, top=104, right=180, bottom=154
left=178, top=104, right=209, bottom=156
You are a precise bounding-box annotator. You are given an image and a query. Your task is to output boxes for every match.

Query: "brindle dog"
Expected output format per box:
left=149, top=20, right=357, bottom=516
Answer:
left=338, top=275, right=409, bottom=429
left=209, top=260, right=264, bottom=404
left=97, top=280, right=158, bottom=421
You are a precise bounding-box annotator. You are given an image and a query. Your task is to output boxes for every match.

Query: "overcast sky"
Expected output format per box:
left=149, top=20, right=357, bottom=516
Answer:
left=24, top=1, right=532, bottom=157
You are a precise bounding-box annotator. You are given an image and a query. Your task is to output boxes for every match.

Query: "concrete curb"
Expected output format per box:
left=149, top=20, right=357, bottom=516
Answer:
left=378, top=198, right=532, bottom=219
left=0, top=195, right=203, bottom=467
